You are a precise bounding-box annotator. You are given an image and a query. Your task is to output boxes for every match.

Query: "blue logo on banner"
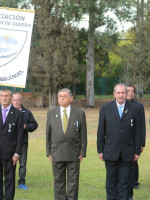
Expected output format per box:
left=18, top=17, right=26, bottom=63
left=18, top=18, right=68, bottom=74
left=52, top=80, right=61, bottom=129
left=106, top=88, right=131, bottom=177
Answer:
left=0, top=28, right=27, bottom=67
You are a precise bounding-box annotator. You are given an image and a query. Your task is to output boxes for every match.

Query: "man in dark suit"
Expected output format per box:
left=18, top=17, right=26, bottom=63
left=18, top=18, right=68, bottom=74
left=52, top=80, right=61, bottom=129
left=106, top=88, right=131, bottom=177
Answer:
left=0, top=88, right=24, bottom=200
left=46, top=88, right=87, bottom=200
left=127, top=84, right=146, bottom=199
left=97, top=83, right=141, bottom=200
left=12, top=93, right=38, bottom=190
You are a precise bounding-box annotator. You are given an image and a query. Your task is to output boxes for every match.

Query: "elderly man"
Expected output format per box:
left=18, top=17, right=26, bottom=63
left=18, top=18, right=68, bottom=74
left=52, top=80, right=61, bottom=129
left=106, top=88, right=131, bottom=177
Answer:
left=12, top=93, right=38, bottom=190
left=46, top=88, right=87, bottom=200
left=97, top=83, right=141, bottom=200
left=0, top=88, right=23, bottom=200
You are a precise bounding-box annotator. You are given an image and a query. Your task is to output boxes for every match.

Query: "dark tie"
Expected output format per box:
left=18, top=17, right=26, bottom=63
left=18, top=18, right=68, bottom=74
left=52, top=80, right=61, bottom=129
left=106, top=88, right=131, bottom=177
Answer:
left=2, top=108, right=8, bottom=124
left=63, top=109, right=68, bottom=133
left=118, top=105, right=123, bottom=118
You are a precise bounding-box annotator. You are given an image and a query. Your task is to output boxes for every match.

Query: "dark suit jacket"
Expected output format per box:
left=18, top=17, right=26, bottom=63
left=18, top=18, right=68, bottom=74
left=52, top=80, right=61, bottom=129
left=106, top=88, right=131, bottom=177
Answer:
left=0, top=105, right=24, bottom=160
left=97, top=100, right=141, bottom=162
left=132, top=100, right=146, bottom=147
left=21, top=105, right=38, bottom=144
left=46, top=105, right=87, bottom=162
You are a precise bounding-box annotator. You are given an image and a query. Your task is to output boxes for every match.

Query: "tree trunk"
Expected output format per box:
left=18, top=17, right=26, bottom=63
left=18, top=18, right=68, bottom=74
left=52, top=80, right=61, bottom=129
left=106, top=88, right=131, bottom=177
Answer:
left=49, top=89, right=57, bottom=110
left=36, top=94, right=45, bottom=108
left=86, top=7, right=95, bottom=107
left=73, top=84, right=76, bottom=100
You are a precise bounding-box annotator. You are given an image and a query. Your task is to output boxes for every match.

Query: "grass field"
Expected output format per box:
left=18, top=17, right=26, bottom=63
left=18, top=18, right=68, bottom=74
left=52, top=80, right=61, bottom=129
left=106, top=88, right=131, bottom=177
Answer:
left=14, top=106, right=150, bottom=200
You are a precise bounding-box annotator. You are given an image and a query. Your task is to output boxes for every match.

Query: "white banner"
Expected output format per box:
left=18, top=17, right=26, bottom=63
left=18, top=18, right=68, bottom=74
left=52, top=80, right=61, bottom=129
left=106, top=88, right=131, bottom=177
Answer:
left=0, top=7, right=35, bottom=88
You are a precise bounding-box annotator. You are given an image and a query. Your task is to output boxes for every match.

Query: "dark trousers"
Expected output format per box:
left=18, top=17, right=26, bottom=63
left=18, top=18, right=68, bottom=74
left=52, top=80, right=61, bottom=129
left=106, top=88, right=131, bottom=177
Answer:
left=18, top=143, right=28, bottom=185
left=105, top=157, right=131, bottom=200
left=0, top=159, right=16, bottom=200
left=52, top=161, right=80, bottom=200
left=133, top=160, right=139, bottom=186
left=129, top=160, right=139, bottom=198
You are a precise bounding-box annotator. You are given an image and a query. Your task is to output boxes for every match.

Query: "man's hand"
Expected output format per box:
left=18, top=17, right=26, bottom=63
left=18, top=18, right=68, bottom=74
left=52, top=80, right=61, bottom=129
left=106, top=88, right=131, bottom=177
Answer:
left=79, top=156, right=83, bottom=163
left=48, top=155, right=52, bottom=162
left=133, top=154, right=139, bottom=162
left=99, top=153, right=104, bottom=161
left=12, top=154, right=19, bottom=166
left=141, top=146, right=144, bottom=153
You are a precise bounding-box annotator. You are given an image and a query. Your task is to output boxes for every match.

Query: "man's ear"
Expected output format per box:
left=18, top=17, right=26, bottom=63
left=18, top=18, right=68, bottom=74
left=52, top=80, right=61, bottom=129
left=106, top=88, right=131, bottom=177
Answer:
left=70, top=96, right=73, bottom=102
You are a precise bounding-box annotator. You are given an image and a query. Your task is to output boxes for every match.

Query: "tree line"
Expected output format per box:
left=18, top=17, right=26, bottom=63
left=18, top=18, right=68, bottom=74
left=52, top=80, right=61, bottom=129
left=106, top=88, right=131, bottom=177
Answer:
left=1, top=0, right=150, bottom=108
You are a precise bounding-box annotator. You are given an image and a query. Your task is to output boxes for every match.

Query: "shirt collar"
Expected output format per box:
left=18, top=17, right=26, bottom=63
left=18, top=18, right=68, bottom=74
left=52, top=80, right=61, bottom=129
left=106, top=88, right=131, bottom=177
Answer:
left=60, top=105, right=71, bottom=112
left=1, top=103, right=11, bottom=111
left=116, top=100, right=126, bottom=108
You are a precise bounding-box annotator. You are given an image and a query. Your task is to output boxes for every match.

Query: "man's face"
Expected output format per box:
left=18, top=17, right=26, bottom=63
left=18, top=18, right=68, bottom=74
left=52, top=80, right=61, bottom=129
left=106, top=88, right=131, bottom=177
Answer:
left=113, top=85, right=127, bottom=105
left=12, top=94, right=22, bottom=110
left=127, top=87, right=135, bottom=101
left=0, top=91, right=12, bottom=108
left=58, top=91, right=73, bottom=108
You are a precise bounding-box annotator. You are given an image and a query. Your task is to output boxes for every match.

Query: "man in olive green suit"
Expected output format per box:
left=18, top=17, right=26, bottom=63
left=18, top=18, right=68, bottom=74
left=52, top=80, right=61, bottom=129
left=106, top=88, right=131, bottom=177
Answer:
left=46, top=88, right=87, bottom=200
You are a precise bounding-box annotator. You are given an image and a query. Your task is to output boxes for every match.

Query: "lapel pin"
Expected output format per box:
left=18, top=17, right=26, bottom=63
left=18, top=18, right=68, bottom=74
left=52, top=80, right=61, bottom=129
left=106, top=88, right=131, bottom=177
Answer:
left=125, top=109, right=128, bottom=114
left=56, top=114, right=58, bottom=118
left=11, top=112, right=13, bottom=114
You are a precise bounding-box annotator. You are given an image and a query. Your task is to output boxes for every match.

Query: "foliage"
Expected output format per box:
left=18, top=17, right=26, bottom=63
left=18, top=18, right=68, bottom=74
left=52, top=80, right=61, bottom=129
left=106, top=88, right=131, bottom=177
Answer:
left=114, top=0, right=150, bottom=91
left=29, top=0, right=80, bottom=99
left=0, top=0, right=32, bottom=9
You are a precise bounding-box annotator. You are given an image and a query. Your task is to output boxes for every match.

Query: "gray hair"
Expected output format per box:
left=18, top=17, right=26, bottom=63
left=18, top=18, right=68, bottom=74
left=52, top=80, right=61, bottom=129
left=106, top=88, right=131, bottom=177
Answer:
left=58, top=88, right=72, bottom=97
left=0, top=87, right=12, bottom=96
left=12, top=93, right=22, bottom=100
left=114, top=83, right=127, bottom=92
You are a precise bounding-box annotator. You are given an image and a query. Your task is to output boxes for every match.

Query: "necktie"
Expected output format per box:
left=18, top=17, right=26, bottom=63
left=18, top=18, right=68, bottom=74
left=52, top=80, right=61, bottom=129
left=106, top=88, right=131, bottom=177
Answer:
left=118, top=105, right=123, bottom=118
left=63, top=109, right=68, bottom=133
left=2, top=108, right=8, bottom=124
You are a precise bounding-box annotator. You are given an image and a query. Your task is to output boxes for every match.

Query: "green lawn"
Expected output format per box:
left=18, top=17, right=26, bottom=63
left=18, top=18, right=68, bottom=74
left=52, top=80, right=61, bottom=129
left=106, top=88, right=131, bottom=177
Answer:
left=14, top=107, right=150, bottom=200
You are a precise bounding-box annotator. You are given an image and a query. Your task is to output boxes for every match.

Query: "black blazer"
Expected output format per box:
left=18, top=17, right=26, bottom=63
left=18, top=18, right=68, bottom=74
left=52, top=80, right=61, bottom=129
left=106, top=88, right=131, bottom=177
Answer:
left=0, top=105, right=24, bottom=160
left=46, top=105, right=87, bottom=162
left=97, top=100, right=141, bottom=162
left=21, top=105, right=38, bottom=144
left=132, top=100, right=146, bottom=147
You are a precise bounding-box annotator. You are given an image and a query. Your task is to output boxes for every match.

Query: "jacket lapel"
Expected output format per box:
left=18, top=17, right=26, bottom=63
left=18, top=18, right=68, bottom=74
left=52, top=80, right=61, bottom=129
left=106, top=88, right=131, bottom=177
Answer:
left=65, top=105, right=77, bottom=135
left=55, top=107, right=64, bottom=134
left=0, top=106, right=3, bottom=127
left=121, top=100, right=130, bottom=120
left=3, top=106, right=14, bottom=126
left=111, top=100, right=120, bottom=120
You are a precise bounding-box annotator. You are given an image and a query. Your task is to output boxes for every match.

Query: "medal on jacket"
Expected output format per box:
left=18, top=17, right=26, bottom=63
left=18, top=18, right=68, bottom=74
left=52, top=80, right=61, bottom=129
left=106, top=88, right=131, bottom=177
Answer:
left=131, top=119, right=133, bottom=126
left=8, top=124, right=11, bottom=132
left=75, top=120, right=79, bottom=131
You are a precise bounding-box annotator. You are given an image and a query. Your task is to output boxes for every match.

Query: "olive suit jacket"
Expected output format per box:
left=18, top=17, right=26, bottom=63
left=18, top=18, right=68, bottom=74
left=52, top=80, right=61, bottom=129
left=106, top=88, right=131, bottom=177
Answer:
left=46, top=105, right=87, bottom=161
left=97, top=100, right=141, bottom=162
